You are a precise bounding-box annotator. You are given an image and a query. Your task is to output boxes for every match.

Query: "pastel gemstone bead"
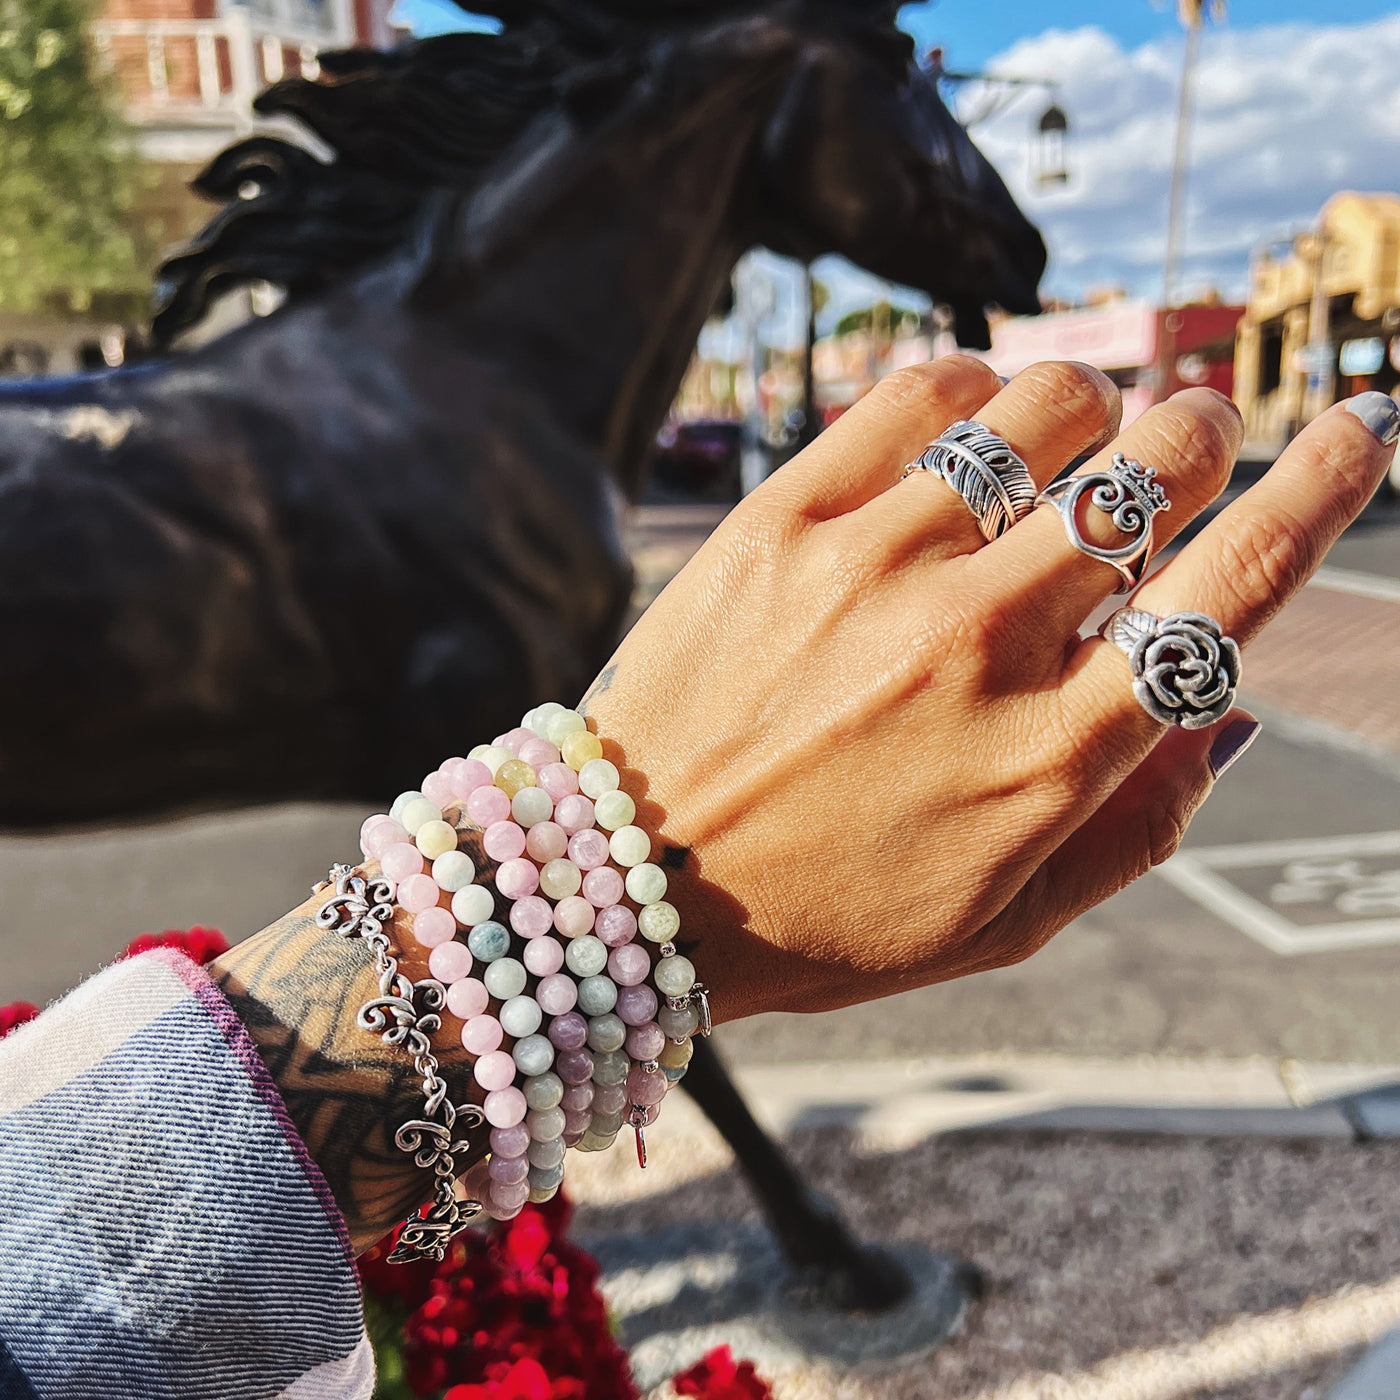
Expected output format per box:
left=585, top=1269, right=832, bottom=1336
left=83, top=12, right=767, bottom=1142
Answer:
left=495, top=858, right=539, bottom=901
left=416, top=818, right=459, bottom=861
left=547, top=1012, right=588, bottom=1051
left=462, top=1015, right=504, bottom=1055
left=489, top=1154, right=529, bottom=1184
left=466, top=785, right=511, bottom=827
left=616, top=983, right=657, bottom=1026
left=513, top=1035, right=555, bottom=1079
left=499, top=726, right=537, bottom=756
left=553, top=895, right=595, bottom=939
left=523, top=935, right=565, bottom=977
left=483, top=820, right=527, bottom=862
left=491, top=1178, right=530, bottom=1209
left=528, top=1136, right=566, bottom=1169
left=639, top=901, right=681, bottom=944
left=594, top=905, right=637, bottom=950
left=526, top=701, right=565, bottom=734
left=591, top=1048, right=629, bottom=1086
left=627, top=1065, right=667, bottom=1107
left=536, top=972, right=579, bottom=1016
left=509, top=895, right=554, bottom=939
left=490, top=1123, right=530, bottom=1157
left=594, top=791, right=636, bottom=833
left=608, top=824, right=649, bottom=866
left=409, top=903, right=455, bottom=949
left=525, top=821, right=569, bottom=863
left=494, top=759, right=536, bottom=799
left=654, top=955, right=697, bottom=998
left=591, top=1081, right=627, bottom=1115
left=582, top=866, right=625, bottom=910
left=559, top=1109, right=592, bottom=1138
left=478, top=745, right=516, bottom=776
left=498, top=994, right=542, bottom=1039
left=446, top=757, right=494, bottom=800
left=608, top=943, right=650, bottom=987
left=432, top=850, right=477, bottom=893
left=518, top=737, right=561, bottom=770
left=399, top=797, right=443, bottom=837
left=381, top=842, right=425, bottom=883
left=564, top=935, right=608, bottom=978
left=523, top=1070, right=563, bottom=1110
left=561, top=729, right=604, bottom=771
left=428, top=941, right=473, bottom=984
left=361, top=816, right=408, bottom=860
left=625, top=863, right=667, bottom=906
left=664, top=1063, right=690, bottom=1085
left=566, top=829, right=610, bottom=873
left=561, top=1080, right=594, bottom=1112
left=589, top=1109, right=626, bottom=1136
left=553, top=794, right=594, bottom=835
left=577, top=1129, right=619, bottom=1154
left=555, top=1048, right=595, bottom=1085
left=447, top=977, right=489, bottom=1020
left=512, top=787, right=554, bottom=829
left=626, top=1022, right=666, bottom=1061
left=421, top=769, right=456, bottom=809
left=659, top=1036, right=694, bottom=1070
left=576, top=974, right=618, bottom=1017
left=537, top=762, right=580, bottom=802
left=658, top=1003, right=700, bottom=1041
left=473, top=1049, right=516, bottom=1091
left=542, top=708, right=587, bottom=747
left=397, top=873, right=441, bottom=914
left=533, top=860, right=576, bottom=903
left=577, top=758, right=620, bottom=800
left=452, top=883, right=496, bottom=928
left=467, top=920, right=511, bottom=963
left=527, top=1106, right=566, bottom=1141
left=483, top=957, right=527, bottom=1001
left=389, top=791, right=425, bottom=824
left=485, top=1086, right=527, bottom=1128
left=587, top=1013, right=627, bottom=1053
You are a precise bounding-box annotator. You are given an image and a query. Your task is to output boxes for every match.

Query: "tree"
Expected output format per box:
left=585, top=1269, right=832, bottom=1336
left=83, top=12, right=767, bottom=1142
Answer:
left=0, top=0, right=145, bottom=317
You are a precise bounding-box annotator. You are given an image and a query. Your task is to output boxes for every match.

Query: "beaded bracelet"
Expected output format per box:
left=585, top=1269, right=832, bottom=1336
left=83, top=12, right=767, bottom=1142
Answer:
left=355, top=700, right=709, bottom=1238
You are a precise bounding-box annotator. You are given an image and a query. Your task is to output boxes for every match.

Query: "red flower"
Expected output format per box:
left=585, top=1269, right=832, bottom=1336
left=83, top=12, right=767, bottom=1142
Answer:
left=0, top=1002, right=39, bottom=1039
left=673, top=1347, right=774, bottom=1400
left=122, top=926, right=230, bottom=964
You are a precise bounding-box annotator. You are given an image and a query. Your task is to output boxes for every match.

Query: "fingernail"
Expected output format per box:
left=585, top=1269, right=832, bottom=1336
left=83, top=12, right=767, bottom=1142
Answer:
left=1209, top=718, right=1261, bottom=779
left=1345, top=392, right=1400, bottom=447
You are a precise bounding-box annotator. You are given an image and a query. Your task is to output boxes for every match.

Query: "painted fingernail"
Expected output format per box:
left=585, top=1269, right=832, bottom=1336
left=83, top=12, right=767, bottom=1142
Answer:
left=1345, top=392, right=1400, bottom=447
left=1209, top=718, right=1261, bottom=779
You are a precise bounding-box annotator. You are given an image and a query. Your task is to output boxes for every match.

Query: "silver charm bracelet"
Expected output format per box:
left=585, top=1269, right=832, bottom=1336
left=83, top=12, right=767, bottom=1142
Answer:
left=314, top=862, right=485, bottom=1263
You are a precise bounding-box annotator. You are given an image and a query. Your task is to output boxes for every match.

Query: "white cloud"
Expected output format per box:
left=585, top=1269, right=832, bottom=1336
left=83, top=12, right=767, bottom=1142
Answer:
left=970, top=14, right=1400, bottom=303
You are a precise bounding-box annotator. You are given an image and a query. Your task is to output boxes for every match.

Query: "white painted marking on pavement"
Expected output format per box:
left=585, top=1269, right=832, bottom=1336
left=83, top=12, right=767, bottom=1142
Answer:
left=1310, top=565, right=1400, bottom=605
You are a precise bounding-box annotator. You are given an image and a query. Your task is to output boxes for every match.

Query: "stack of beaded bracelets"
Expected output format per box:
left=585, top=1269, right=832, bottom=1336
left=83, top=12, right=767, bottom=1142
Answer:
left=358, top=701, right=709, bottom=1222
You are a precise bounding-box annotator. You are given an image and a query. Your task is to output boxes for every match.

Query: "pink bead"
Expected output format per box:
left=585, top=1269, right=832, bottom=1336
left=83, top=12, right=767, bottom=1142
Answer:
left=473, top=1049, right=517, bottom=1092
left=553, top=794, right=594, bottom=834
left=525, top=821, right=569, bottom=863
left=538, top=762, right=580, bottom=802
left=562, top=1081, right=594, bottom=1112
left=594, top=903, right=637, bottom=947
left=483, top=820, right=527, bottom=862
left=447, top=977, right=489, bottom=1019
left=412, top=905, right=458, bottom=950
left=466, top=785, right=512, bottom=827
left=608, top=943, right=650, bottom=987
left=562, top=1107, right=593, bottom=1135
left=523, top=936, right=565, bottom=977
left=592, top=1081, right=627, bottom=1115
left=485, top=1086, right=527, bottom=1128
left=428, top=940, right=473, bottom=984
left=568, top=829, right=611, bottom=871
left=489, top=1154, right=529, bottom=1184
left=536, top=972, right=578, bottom=1016
left=381, top=842, right=425, bottom=883
left=518, top=737, right=560, bottom=770
left=616, top=983, right=658, bottom=1026
left=582, top=867, right=626, bottom=910
left=462, top=1016, right=504, bottom=1056
left=397, top=873, right=441, bottom=914
left=556, top=1048, right=594, bottom=1085
left=548, top=1013, right=588, bottom=1050
left=491, top=1179, right=530, bottom=1210
left=421, top=770, right=456, bottom=808
left=490, top=1201, right=523, bottom=1221
left=626, top=1022, right=666, bottom=1061
left=553, top=896, right=595, bottom=938
left=361, top=815, right=408, bottom=860
left=495, top=858, right=539, bottom=900
left=627, top=1065, right=667, bottom=1106
left=490, top=1123, right=530, bottom=1157
left=504, top=727, right=538, bottom=755
left=447, top=758, right=494, bottom=800
left=509, top=895, right=554, bottom=939
left=361, top=811, right=393, bottom=843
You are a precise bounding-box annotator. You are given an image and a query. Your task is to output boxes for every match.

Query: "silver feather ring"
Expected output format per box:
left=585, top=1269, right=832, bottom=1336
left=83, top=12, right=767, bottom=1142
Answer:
left=902, top=420, right=1036, bottom=541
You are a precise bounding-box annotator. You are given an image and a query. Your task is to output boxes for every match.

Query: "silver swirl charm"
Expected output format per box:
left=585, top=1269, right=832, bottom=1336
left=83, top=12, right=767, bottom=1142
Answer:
left=902, top=420, right=1036, bottom=541
left=1037, top=453, right=1170, bottom=592
left=1103, top=608, right=1241, bottom=729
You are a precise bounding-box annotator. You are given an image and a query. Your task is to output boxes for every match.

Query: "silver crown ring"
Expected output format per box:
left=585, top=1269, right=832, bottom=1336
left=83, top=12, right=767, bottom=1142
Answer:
left=1037, top=453, right=1171, bottom=592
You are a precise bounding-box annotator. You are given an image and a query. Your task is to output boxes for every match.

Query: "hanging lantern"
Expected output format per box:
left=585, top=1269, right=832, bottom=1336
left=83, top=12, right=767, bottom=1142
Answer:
left=1034, top=102, right=1069, bottom=188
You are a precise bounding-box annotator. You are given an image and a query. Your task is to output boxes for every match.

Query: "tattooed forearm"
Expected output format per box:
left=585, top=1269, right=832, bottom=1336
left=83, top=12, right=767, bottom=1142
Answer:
left=577, top=663, right=618, bottom=717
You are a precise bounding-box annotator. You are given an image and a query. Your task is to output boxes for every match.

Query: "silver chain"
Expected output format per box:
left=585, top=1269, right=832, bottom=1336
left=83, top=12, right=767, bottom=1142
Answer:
left=314, top=863, right=484, bottom=1264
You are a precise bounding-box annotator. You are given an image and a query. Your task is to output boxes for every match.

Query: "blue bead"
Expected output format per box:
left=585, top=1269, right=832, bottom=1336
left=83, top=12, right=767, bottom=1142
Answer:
left=663, top=1063, right=689, bottom=1084
left=576, top=974, right=617, bottom=1016
left=467, top=920, right=511, bottom=962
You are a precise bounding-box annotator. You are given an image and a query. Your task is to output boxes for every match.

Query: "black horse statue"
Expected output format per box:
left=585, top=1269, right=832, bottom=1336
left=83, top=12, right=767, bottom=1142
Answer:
left=0, top=0, right=1043, bottom=824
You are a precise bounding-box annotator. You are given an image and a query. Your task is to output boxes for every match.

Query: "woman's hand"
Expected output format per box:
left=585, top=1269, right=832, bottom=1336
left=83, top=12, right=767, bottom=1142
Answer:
left=581, top=358, right=1396, bottom=1023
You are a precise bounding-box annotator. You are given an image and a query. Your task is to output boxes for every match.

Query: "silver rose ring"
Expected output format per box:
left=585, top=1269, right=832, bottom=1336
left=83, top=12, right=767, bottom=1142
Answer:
left=1102, top=608, right=1241, bottom=729
left=901, top=420, right=1036, bottom=542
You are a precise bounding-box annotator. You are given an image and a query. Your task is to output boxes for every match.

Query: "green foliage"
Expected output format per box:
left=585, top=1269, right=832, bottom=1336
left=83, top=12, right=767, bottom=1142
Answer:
left=364, top=1293, right=418, bottom=1400
left=0, top=0, right=145, bottom=315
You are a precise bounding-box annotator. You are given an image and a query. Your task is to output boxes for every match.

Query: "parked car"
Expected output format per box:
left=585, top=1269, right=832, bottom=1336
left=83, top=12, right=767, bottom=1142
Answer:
left=647, top=418, right=743, bottom=503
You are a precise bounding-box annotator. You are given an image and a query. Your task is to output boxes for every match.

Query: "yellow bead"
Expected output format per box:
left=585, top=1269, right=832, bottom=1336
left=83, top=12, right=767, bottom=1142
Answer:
left=495, top=759, right=536, bottom=798
left=658, top=1037, right=693, bottom=1070
left=415, top=819, right=459, bottom=861
left=561, top=729, right=604, bottom=772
